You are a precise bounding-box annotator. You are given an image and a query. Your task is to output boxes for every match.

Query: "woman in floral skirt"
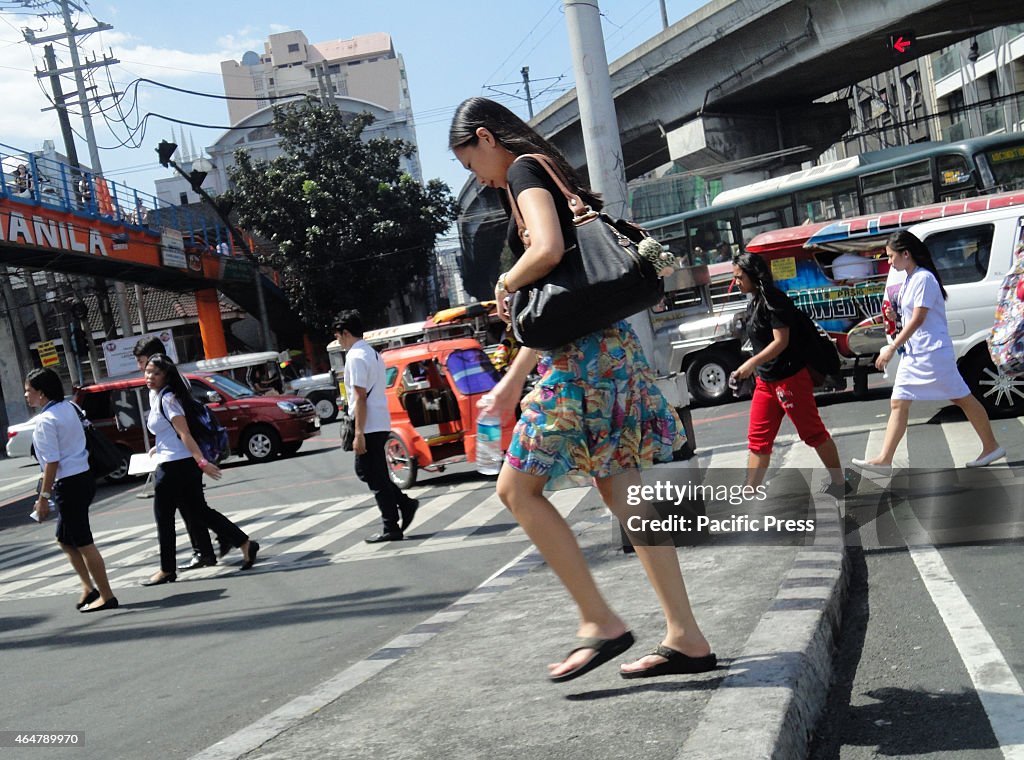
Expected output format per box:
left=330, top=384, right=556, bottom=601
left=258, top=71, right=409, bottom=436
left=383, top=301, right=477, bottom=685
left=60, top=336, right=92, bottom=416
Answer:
left=449, top=97, right=715, bottom=682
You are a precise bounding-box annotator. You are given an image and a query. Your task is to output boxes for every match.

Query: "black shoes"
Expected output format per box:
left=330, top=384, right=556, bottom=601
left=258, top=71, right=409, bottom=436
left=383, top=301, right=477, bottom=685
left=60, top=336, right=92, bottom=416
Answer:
left=365, top=531, right=403, bottom=544
left=140, top=572, right=176, bottom=586
left=217, top=541, right=234, bottom=560
left=178, top=554, right=217, bottom=571
left=76, top=588, right=100, bottom=610
left=80, top=596, right=119, bottom=613
left=399, top=498, right=420, bottom=533
left=240, top=541, right=260, bottom=570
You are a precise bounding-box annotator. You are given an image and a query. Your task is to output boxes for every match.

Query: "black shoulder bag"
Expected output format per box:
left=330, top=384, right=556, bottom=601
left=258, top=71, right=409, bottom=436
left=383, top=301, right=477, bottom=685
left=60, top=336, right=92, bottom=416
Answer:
left=70, top=402, right=126, bottom=478
left=506, top=154, right=666, bottom=350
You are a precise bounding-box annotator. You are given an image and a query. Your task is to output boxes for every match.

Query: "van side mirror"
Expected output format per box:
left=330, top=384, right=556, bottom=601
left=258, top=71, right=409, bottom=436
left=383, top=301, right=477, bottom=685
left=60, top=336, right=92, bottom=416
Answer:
left=206, top=391, right=223, bottom=404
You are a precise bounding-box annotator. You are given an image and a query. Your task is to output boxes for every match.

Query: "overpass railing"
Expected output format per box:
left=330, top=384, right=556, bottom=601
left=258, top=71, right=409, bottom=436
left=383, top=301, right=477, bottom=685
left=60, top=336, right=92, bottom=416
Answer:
left=0, top=141, right=238, bottom=256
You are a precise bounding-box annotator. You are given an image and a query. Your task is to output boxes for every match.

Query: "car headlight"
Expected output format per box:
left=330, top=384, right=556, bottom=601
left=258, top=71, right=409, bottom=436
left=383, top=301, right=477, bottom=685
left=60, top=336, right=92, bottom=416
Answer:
left=276, top=401, right=299, bottom=414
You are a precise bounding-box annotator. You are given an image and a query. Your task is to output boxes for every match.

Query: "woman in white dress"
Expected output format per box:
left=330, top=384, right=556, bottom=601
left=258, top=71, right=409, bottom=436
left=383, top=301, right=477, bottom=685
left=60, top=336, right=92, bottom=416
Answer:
left=853, top=231, right=1004, bottom=473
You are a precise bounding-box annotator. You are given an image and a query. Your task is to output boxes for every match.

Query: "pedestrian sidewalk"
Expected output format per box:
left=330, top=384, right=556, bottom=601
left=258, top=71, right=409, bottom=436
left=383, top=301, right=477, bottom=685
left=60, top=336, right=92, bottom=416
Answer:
left=197, top=489, right=846, bottom=760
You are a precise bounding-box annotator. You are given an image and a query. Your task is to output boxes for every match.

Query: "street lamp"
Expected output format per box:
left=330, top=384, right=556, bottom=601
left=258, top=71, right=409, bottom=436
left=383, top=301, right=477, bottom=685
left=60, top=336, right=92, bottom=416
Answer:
left=155, top=140, right=273, bottom=350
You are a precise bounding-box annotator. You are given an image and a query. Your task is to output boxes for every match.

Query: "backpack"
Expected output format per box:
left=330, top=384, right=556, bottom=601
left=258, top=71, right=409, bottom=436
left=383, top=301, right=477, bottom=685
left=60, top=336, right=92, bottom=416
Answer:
left=159, top=389, right=230, bottom=463
left=761, top=291, right=842, bottom=379
left=988, top=228, right=1024, bottom=376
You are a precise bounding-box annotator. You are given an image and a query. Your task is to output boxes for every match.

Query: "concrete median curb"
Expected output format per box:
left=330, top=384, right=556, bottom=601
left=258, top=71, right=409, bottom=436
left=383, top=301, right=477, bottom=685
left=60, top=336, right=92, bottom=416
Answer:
left=677, top=493, right=848, bottom=760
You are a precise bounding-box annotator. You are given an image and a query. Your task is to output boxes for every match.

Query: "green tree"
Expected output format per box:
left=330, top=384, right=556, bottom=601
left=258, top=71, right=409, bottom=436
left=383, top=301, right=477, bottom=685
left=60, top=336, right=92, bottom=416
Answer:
left=228, top=100, right=458, bottom=332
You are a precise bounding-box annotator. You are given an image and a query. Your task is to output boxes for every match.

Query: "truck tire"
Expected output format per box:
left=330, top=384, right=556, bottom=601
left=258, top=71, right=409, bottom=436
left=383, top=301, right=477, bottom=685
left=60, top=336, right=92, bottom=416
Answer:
left=385, top=433, right=418, bottom=489
left=310, top=393, right=338, bottom=424
left=685, top=349, right=738, bottom=406
left=959, top=347, right=1024, bottom=416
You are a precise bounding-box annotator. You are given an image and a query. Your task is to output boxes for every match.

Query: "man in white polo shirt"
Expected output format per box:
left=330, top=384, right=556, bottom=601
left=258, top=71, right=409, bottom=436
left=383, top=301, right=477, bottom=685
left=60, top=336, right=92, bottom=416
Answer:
left=334, top=310, right=419, bottom=543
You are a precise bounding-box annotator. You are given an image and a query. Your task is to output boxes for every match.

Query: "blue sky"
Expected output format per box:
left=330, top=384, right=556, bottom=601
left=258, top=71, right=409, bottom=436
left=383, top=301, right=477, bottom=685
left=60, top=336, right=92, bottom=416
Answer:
left=1, top=0, right=703, bottom=207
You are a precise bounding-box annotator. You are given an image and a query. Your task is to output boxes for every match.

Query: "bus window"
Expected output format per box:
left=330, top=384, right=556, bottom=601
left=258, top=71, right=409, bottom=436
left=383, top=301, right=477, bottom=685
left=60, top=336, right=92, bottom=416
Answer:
left=739, top=198, right=794, bottom=243
left=687, top=213, right=736, bottom=265
left=862, top=159, right=932, bottom=213
left=795, top=180, right=858, bottom=223
left=936, top=153, right=974, bottom=197
left=983, top=144, right=1024, bottom=192
left=924, top=224, right=994, bottom=286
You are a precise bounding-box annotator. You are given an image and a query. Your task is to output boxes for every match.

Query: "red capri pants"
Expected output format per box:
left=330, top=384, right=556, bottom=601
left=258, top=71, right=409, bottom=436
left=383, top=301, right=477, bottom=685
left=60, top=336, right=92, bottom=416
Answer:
left=748, top=367, right=831, bottom=455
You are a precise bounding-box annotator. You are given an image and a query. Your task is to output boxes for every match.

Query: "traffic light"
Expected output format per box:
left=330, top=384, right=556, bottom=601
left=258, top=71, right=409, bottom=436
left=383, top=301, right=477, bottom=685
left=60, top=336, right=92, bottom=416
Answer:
left=888, top=30, right=916, bottom=58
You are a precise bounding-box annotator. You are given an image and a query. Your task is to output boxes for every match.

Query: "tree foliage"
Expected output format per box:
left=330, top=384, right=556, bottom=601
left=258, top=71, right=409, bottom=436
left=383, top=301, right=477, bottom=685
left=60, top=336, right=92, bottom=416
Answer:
left=227, top=101, right=458, bottom=332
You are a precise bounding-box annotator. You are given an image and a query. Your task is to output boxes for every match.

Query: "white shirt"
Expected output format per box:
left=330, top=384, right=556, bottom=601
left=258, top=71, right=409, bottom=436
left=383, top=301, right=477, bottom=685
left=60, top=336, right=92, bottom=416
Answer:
left=32, top=400, right=91, bottom=480
left=147, top=389, right=193, bottom=462
left=897, top=267, right=951, bottom=355
left=343, top=339, right=391, bottom=434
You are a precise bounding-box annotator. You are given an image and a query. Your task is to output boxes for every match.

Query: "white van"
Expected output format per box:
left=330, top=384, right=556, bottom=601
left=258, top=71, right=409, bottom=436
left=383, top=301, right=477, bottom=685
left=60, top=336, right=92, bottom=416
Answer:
left=800, top=192, right=1024, bottom=415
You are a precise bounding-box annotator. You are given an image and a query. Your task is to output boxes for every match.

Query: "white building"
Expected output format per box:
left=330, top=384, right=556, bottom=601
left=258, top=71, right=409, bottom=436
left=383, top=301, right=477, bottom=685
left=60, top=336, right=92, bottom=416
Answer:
left=156, top=29, right=421, bottom=206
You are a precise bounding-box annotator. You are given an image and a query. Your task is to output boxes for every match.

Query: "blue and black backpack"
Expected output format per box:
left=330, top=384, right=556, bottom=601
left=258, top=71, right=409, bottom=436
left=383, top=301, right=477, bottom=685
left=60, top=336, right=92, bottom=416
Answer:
left=158, top=389, right=230, bottom=463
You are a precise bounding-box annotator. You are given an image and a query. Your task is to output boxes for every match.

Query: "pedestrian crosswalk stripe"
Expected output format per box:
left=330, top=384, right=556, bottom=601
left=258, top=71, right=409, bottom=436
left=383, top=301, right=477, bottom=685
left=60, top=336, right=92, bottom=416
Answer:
left=3, top=409, right=1021, bottom=604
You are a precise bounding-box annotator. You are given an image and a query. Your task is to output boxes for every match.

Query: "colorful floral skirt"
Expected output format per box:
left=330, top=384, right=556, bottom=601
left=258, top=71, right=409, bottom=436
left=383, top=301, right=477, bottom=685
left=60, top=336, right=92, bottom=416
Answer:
left=506, top=321, right=684, bottom=490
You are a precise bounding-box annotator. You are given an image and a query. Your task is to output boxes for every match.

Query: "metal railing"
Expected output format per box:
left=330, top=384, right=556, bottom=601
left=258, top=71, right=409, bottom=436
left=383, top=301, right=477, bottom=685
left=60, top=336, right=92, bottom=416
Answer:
left=0, top=141, right=238, bottom=256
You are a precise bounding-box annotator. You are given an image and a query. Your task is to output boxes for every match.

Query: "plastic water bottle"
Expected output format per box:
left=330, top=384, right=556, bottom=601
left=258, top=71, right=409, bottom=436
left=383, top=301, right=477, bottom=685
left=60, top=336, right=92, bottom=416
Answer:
left=476, top=396, right=503, bottom=475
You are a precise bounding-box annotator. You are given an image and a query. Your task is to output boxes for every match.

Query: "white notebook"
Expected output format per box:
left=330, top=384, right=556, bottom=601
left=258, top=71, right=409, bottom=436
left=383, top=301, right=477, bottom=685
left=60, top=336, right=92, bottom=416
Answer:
left=128, top=453, right=159, bottom=476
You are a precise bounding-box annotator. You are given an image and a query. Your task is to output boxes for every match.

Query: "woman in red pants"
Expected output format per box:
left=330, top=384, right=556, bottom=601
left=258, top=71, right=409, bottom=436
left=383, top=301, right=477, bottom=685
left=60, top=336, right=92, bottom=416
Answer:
left=730, top=252, right=850, bottom=497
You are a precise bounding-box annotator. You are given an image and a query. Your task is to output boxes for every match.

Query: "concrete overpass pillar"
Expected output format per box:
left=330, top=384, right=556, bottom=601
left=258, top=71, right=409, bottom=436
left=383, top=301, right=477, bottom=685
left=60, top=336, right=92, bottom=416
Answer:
left=195, top=288, right=228, bottom=360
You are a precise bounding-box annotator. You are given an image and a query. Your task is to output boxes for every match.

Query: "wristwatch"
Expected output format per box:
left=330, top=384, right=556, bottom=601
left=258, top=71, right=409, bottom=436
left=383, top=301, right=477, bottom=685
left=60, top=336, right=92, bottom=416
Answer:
left=39, top=491, right=51, bottom=499
left=496, top=272, right=516, bottom=294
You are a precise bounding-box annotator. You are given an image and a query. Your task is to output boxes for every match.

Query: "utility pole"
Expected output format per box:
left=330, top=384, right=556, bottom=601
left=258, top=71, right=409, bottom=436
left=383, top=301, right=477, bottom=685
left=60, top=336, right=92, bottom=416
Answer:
left=659, top=0, right=669, bottom=30
left=38, top=42, right=111, bottom=376
left=25, top=0, right=137, bottom=343
left=563, top=0, right=659, bottom=365
left=521, top=67, right=535, bottom=119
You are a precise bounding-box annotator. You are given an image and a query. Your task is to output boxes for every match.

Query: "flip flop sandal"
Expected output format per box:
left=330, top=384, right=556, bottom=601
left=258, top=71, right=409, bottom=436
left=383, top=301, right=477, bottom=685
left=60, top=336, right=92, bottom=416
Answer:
left=620, top=644, right=717, bottom=679
left=549, top=630, right=635, bottom=683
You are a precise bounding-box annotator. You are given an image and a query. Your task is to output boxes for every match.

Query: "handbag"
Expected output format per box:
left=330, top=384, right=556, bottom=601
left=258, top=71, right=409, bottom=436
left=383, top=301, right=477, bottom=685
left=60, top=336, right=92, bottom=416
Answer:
left=988, top=229, right=1024, bottom=375
left=506, top=154, right=666, bottom=350
left=339, top=409, right=355, bottom=452
left=71, top=402, right=126, bottom=478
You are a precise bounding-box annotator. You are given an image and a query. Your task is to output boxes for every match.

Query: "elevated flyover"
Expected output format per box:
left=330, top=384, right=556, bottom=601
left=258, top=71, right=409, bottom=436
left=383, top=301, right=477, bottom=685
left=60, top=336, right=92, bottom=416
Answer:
left=457, top=0, right=1022, bottom=297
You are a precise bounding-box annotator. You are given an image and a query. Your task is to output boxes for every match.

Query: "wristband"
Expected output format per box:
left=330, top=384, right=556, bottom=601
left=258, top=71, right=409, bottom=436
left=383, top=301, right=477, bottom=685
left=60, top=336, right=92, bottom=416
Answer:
left=198, top=458, right=209, bottom=469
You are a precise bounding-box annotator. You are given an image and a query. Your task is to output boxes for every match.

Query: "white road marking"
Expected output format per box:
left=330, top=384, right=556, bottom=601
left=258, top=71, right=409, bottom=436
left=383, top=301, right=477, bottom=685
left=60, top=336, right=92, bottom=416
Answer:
left=909, top=544, right=1024, bottom=757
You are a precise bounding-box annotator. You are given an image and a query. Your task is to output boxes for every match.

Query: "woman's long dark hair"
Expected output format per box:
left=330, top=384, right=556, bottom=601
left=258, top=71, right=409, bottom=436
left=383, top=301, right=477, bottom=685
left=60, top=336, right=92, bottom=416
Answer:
left=887, top=230, right=948, bottom=300
left=733, top=251, right=789, bottom=316
left=448, top=96, right=602, bottom=210
left=148, top=354, right=204, bottom=430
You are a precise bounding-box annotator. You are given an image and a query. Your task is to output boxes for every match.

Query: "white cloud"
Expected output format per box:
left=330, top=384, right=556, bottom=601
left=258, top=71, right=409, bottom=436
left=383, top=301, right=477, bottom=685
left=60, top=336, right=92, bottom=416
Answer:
left=0, top=37, right=62, bottom=148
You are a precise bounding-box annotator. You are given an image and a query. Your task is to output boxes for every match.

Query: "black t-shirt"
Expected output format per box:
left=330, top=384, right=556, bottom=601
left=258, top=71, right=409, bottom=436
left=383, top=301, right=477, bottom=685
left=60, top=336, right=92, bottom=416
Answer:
left=744, top=288, right=807, bottom=382
left=503, top=157, right=578, bottom=258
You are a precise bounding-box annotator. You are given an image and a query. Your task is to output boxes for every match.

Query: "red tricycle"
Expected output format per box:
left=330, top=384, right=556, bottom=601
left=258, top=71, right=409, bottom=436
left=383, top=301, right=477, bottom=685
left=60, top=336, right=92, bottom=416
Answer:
left=380, top=337, right=516, bottom=488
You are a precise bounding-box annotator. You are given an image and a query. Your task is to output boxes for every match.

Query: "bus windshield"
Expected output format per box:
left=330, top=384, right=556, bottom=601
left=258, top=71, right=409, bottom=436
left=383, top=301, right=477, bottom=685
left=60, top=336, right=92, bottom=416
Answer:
left=983, top=144, right=1024, bottom=192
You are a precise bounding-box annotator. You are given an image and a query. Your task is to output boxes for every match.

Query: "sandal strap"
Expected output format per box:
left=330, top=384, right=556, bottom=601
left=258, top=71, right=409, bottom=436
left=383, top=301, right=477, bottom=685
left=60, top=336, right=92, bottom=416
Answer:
left=566, top=636, right=606, bottom=655
left=652, top=644, right=683, bottom=660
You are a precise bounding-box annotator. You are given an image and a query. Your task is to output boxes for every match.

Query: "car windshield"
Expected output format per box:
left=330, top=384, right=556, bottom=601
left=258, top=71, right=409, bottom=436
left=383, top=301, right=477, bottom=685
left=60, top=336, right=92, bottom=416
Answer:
left=202, top=373, right=257, bottom=398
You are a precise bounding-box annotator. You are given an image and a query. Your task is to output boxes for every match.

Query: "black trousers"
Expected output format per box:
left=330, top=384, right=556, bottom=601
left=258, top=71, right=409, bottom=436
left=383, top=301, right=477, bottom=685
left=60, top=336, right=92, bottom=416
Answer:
left=355, top=431, right=411, bottom=533
left=153, top=458, right=247, bottom=573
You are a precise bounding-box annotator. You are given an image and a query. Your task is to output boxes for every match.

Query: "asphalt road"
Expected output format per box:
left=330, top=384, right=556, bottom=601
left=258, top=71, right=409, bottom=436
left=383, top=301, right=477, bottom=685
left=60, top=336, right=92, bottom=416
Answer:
left=0, top=425, right=536, bottom=760
left=2, top=384, right=1021, bottom=760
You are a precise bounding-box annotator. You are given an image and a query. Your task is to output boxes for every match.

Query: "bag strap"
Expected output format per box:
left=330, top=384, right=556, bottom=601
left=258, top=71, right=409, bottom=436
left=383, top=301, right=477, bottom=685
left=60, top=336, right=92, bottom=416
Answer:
left=504, top=153, right=594, bottom=248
